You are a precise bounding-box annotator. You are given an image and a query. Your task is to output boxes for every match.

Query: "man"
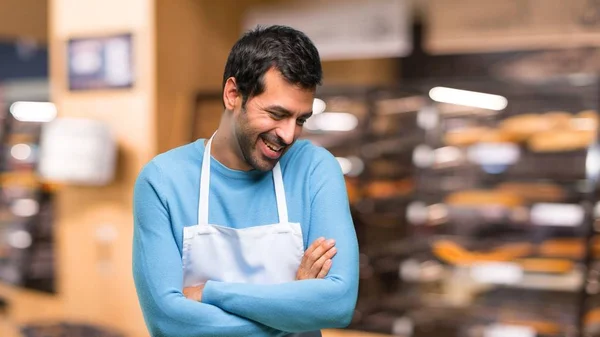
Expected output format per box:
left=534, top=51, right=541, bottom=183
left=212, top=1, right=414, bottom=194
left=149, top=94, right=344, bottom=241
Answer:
left=132, top=25, right=359, bottom=337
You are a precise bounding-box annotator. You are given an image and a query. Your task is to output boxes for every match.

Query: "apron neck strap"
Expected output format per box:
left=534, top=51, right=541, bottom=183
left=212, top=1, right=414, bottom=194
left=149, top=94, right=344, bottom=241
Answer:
left=198, top=131, right=289, bottom=225
left=198, top=132, right=215, bottom=225
left=272, top=162, right=289, bottom=223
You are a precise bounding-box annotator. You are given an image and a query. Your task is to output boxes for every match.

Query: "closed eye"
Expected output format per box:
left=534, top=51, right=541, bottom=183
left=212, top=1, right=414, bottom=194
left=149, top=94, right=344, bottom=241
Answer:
left=269, top=111, right=285, bottom=120
left=296, top=117, right=309, bottom=126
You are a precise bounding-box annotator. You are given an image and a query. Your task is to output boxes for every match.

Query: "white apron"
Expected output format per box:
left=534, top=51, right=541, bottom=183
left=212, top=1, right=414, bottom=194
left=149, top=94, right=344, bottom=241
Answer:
left=182, top=133, right=304, bottom=286
left=182, top=134, right=322, bottom=336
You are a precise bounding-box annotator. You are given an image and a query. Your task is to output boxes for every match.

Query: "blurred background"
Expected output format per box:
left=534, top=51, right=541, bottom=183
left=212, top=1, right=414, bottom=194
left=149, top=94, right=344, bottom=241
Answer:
left=1, top=0, right=600, bottom=336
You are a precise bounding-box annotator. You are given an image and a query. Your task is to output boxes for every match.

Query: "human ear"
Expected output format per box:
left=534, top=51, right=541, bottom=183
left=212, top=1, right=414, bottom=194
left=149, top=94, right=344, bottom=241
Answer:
left=223, top=77, right=240, bottom=111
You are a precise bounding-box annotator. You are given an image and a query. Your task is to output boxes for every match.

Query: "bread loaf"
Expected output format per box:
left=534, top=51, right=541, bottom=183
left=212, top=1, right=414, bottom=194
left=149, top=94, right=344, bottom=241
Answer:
left=538, top=239, right=584, bottom=258
left=496, top=182, right=566, bottom=202
left=444, top=127, right=490, bottom=146
left=573, top=110, right=598, bottom=131
left=445, top=190, right=524, bottom=208
left=500, top=114, right=552, bottom=140
left=528, top=129, right=595, bottom=152
left=543, top=111, right=572, bottom=130
left=364, top=179, right=414, bottom=199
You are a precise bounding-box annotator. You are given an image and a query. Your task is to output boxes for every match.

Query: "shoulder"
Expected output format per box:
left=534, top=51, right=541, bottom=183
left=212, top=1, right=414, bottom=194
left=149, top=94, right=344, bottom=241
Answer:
left=282, top=139, right=341, bottom=177
left=136, top=140, right=203, bottom=184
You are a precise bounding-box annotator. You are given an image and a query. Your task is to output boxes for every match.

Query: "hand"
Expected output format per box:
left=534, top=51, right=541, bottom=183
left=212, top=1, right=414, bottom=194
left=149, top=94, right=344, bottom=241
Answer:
left=296, top=237, right=337, bottom=280
left=183, top=284, right=205, bottom=302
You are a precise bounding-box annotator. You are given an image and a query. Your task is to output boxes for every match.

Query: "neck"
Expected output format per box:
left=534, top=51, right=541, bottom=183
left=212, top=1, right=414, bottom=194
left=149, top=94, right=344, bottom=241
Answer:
left=207, top=113, right=253, bottom=171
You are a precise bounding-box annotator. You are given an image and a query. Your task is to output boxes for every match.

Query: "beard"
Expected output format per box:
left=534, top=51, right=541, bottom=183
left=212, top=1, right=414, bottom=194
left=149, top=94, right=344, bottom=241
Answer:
left=234, top=109, right=288, bottom=172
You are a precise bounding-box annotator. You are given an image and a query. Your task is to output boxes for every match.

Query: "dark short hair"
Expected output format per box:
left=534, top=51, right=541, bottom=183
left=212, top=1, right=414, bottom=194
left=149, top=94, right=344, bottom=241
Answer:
left=222, top=25, right=323, bottom=107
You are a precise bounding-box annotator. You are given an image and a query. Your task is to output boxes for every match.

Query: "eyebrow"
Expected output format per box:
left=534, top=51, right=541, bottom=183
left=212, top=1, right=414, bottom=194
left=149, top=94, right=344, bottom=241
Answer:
left=265, top=105, right=312, bottom=118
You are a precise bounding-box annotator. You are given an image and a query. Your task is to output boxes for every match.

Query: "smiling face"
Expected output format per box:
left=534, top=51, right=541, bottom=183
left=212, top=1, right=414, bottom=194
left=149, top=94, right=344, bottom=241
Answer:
left=227, top=68, right=315, bottom=172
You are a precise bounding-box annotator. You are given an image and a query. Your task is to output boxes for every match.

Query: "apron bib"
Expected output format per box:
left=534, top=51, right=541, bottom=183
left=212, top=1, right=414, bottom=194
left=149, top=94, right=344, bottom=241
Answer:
left=182, top=133, right=304, bottom=287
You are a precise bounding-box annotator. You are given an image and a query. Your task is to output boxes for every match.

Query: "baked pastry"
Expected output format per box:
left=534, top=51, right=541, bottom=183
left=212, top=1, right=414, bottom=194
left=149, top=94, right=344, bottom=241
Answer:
left=432, top=240, right=535, bottom=265
left=496, top=182, right=566, bottom=202
left=345, top=178, right=362, bottom=204
left=543, top=111, right=572, bottom=130
left=574, top=110, right=598, bottom=131
left=444, top=127, right=490, bottom=146
left=364, top=179, right=414, bottom=199
left=445, top=190, right=524, bottom=208
left=499, top=114, right=553, bottom=140
left=528, top=129, right=595, bottom=152
left=538, top=239, right=584, bottom=258
left=516, top=258, right=574, bottom=274
left=479, top=129, right=522, bottom=143
left=445, top=127, right=520, bottom=146
left=500, top=319, right=561, bottom=335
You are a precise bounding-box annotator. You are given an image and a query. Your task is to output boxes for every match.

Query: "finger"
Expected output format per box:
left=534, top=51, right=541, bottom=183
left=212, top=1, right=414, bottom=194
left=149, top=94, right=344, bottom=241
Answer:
left=324, top=246, right=338, bottom=259
left=304, top=237, right=325, bottom=258
left=299, top=237, right=325, bottom=272
left=308, top=239, right=335, bottom=263
left=310, top=247, right=337, bottom=276
left=316, top=259, right=332, bottom=278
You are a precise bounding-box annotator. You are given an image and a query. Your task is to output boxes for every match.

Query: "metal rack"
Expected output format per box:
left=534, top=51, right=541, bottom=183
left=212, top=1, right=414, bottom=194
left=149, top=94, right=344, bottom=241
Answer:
left=192, top=78, right=600, bottom=336
left=407, top=78, right=599, bottom=337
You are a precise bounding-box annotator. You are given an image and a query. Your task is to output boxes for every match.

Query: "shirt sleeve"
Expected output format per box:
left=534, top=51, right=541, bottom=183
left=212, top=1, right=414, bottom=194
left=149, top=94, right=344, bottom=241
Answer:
left=132, top=161, right=287, bottom=337
left=201, top=148, right=359, bottom=333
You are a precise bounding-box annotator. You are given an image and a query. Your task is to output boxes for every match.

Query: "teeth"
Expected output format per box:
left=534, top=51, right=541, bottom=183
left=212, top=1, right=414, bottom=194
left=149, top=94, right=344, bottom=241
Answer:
left=263, top=139, right=282, bottom=152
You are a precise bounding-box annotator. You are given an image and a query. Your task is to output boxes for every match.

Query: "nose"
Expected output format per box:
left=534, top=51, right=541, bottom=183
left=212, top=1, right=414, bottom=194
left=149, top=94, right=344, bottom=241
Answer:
left=276, top=119, right=296, bottom=146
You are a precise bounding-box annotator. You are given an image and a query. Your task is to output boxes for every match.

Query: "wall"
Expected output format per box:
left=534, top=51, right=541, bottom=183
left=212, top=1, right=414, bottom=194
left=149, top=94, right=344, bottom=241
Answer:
left=155, top=0, right=282, bottom=152
left=155, top=0, right=234, bottom=152
left=45, top=0, right=155, bottom=337
left=0, top=0, right=47, bottom=42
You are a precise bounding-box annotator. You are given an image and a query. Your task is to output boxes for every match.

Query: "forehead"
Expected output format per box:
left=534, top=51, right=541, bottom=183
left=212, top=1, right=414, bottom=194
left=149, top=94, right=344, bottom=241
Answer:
left=252, top=68, right=315, bottom=113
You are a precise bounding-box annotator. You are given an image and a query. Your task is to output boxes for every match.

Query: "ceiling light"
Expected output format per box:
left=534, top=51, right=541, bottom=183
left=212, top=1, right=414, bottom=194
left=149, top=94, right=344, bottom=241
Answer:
left=9, top=101, right=57, bottom=122
left=305, top=112, right=358, bottom=132
left=10, top=143, right=32, bottom=161
left=313, top=98, right=326, bottom=115
left=429, top=87, right=508, bottom=111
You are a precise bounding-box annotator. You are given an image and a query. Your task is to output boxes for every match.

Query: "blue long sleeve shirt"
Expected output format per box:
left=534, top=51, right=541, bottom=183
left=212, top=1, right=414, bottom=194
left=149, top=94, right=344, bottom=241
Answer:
left=132, top=138, right=359, bottom=337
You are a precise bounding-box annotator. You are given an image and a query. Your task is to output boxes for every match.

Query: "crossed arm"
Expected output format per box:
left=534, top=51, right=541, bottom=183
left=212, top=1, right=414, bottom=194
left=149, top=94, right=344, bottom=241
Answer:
left=132, top=155, right=359, bottom=336
left=183, top=237, right=338, bottom=301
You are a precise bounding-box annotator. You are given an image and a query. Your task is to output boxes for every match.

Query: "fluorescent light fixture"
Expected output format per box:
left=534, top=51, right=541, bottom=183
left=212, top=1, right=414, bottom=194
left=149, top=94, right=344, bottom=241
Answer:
left=429, top=87, right=508, bottom=111
left=412, top=145, right=434, bottom=168
left=434, top=146, right=462, bottom=165
left=531, top=203, right=584, bottom=227
left=313, top=98, right=326, bottom=115
left=10, top=144, right=32, bottom=161
left=11, top=199, right=39, bottom=218
left=471, top=262, right=523, bottom=285
left=467, top=143, right=520, bottom=166
left=9, top=101, right=57, bottom=122
left=406, top=201, right=428, bottom=225
left=8, top=230, right=32, bottom=249
left=485, top=324, right=535, bottom=337
left=336, top=157, right=352, bottom=175
left=335, top=156, right=364, bottom=176
left=417, top=106, right=439, bottom=130
left=391, top=317, right=414, bottom=337
left=305, top=112, right=358, bottom=132
left=587, top=144, right=600, bottom=181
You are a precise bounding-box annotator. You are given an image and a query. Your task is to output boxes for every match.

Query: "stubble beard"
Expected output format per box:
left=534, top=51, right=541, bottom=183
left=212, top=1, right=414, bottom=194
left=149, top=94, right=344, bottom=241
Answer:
left=235, top=110, right=275, bottom=172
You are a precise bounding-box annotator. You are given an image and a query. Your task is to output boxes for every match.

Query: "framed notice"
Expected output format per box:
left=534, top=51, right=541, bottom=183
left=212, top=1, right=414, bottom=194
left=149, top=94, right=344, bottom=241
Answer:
left=67, top=33, right=134, bottom=91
